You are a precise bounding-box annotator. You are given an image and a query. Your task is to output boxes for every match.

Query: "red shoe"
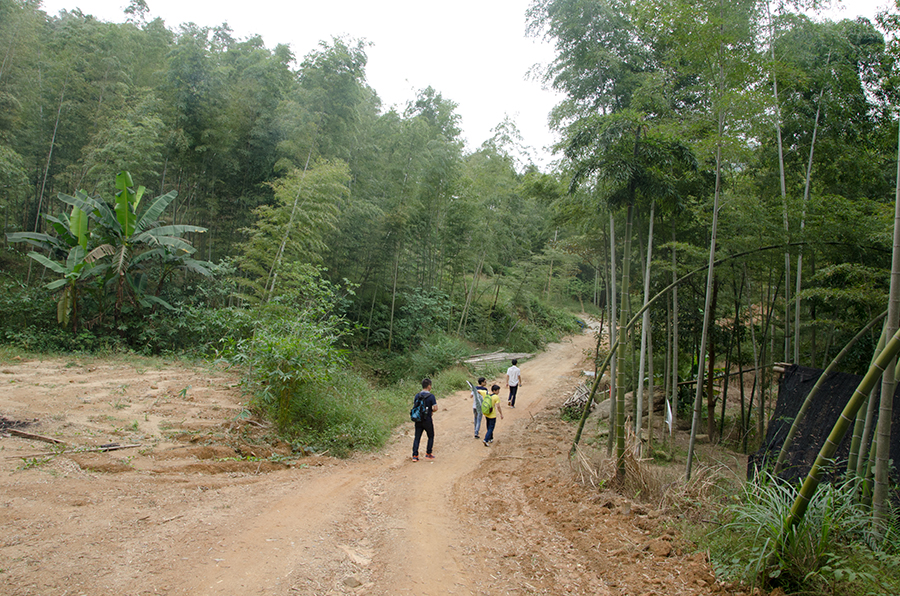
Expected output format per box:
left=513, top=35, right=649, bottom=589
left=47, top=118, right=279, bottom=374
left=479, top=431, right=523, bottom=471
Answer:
left=412, top=456, right=419, bottom=462
left=425, top=454, right=435, bottom=460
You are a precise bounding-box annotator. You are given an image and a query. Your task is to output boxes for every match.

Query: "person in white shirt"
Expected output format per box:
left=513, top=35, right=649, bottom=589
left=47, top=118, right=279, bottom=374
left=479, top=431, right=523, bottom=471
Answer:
left=505, top=359, right=522, bottom=408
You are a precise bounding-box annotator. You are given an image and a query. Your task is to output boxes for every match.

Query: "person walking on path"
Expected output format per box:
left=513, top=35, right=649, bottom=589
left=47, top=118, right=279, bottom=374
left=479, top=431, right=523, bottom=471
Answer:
left=473, top=377, right=488, bottom=439
left=482, top=384, right=503, bottom=446
left=412, top=378, right=438, bottom=462
left=506, top=359, right=523, bottom=408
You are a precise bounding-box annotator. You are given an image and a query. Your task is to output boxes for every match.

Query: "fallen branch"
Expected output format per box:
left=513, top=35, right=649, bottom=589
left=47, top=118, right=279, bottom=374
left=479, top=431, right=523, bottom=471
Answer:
left=6, top=428, right=66, bottom=445
left=70, top=443, right=142, bottom=454
left=5, top=443, right=142, bottom=459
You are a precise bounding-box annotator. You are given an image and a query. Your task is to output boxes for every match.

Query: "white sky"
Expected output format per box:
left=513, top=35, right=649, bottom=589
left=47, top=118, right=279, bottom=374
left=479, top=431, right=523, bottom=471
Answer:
left=38, top=0, right=891, bottom=171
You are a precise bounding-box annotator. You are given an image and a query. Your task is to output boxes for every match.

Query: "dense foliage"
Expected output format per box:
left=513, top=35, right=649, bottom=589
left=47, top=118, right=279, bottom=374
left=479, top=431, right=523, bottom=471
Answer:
left=0, top=1, right=581, bottom=453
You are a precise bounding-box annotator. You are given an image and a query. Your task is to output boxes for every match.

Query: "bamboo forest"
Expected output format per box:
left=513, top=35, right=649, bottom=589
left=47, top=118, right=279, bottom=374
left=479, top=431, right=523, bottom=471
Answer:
left=5, top=0, right=900, bottom=593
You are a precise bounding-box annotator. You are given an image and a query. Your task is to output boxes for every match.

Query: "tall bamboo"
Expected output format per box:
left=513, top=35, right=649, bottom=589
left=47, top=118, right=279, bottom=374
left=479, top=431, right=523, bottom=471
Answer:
left=607, top=213, right=618, bottom=456
left=635, top=201, right=655, bottom=451
left=616, top=204, right=634, bottom=480
left=786, top=327, right=900, bottom=530
left=794, top=85, right=826, bottom=364
left=872, top=120, right=900, bottom=539
left=671, top=222, right=679, bottom=442
left=687, top=100, right=724, bottom=481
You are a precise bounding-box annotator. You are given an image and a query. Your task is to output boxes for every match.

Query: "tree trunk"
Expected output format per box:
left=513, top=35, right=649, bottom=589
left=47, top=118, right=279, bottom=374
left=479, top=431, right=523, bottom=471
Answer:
left=850, top=325, right=887, bottom=477
left=665, top=289, right=672, bottom=449
left=706, top=276, right=719, bottom=439
left=34, top=80, right=67, bottom=233
left=687, top=97, right=724, bottom=480
left=387, top=246, right=401, bottom=352
left=794, top=87, right=825, bottom=364
left=719, top=300, right=735, bottom=440
left=458, top=252, right=485, bottom=335
left=766, top=1, right=791, bottom=364
left=648, top=322, right=655, bottom=451
left=744, top=263, right=761, bottom=454
left=616, top=203, right=634, bottom=480
left=635, top=202, right=655, bottom=452
left=671, top=221, right=680, bottom=444
left=608, top=213, right=618, bottom=456
left=857, top=380, right=882, bottom=481
left=872, top=122, right=900, bottom=540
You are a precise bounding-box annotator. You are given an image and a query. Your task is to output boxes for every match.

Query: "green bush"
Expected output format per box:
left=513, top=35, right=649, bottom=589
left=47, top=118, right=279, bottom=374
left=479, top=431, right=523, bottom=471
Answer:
left=365, top=332, right=470, bottom=384
left=219, top=276, right=412, bottom=457
left=433, top=366, right=472, bottom=394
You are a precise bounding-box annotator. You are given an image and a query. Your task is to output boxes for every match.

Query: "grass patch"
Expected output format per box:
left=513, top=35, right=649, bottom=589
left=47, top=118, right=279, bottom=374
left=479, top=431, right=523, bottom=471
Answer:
left=701, top=471, right=900, bottom=594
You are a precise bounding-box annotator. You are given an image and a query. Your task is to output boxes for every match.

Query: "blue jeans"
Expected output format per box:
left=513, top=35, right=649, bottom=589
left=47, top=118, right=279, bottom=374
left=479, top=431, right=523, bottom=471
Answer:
left=413, top=418, right=434, bottom=456
left=473, top=408, right=482, bottom=436
left=484, top=417, right=497, bottom=442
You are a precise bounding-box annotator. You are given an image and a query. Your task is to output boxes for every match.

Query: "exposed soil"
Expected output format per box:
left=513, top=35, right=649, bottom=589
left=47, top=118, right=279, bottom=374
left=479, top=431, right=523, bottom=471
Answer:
left=0, top=328, right=750, bottom=596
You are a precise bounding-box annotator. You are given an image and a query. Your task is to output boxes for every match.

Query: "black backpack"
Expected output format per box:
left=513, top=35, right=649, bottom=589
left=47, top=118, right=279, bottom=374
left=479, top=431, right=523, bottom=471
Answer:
left=410, top=392, right=428, bottom=422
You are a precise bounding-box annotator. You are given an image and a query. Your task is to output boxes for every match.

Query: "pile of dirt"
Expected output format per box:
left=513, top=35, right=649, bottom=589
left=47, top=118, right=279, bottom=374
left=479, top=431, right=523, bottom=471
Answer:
left=453, top=407, right=733, bottom=596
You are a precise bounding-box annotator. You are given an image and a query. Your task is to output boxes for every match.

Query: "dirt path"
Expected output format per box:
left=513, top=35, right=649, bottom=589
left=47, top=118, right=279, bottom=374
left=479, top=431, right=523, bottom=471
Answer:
left=0, top=329, right=739, bottom=596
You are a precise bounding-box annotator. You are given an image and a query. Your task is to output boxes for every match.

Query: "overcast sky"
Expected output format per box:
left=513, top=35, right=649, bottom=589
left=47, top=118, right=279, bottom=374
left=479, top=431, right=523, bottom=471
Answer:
left=39, top=0, right=890, bottom=170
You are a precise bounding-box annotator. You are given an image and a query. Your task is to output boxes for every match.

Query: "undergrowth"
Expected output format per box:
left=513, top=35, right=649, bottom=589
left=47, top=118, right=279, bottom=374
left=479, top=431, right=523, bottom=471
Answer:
left=566, top=415, right=900, bottom=595
left=704, top=472, right=900, bottom=595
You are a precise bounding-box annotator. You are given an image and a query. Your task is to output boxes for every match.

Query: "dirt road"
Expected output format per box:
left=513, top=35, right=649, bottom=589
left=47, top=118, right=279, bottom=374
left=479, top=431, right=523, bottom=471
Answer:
left=0, top=328, right=737, bottom=596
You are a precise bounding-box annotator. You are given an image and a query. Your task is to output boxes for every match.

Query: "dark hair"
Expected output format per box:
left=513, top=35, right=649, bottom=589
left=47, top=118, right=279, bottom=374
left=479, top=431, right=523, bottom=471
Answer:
left=491, top=384, right=501, bottom=392
left=477, top=377, right=486, bottom=385
left=511, top=359, right=518, bottom=365
left=422, top=378, right=431, bottom=389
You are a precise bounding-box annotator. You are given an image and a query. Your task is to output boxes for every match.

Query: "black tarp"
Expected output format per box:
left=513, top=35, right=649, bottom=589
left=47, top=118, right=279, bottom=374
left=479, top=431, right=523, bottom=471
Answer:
left=748, top=364, right=900, bottom=484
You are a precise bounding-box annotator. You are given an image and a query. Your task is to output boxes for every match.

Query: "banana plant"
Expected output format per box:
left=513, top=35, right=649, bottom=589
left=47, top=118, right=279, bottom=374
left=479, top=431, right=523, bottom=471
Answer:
left=58, top=171, right=208, bottom=319
left=6, top=203, right=102, bottom=330
left=6, top=171, right=209, bottom=329
left=29, top=245, right=91, bottom=328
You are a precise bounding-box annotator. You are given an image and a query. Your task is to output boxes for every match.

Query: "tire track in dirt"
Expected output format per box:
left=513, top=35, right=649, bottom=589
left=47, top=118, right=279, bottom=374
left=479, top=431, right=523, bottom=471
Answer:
left=179, top=332, right=594, bottom=595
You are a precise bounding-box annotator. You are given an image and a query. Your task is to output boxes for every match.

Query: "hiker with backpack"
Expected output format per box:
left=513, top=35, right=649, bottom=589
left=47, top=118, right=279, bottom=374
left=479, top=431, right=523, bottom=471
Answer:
left=482, top=384, right=503, bottom=446
left=410, top=378, right=438, bottom=462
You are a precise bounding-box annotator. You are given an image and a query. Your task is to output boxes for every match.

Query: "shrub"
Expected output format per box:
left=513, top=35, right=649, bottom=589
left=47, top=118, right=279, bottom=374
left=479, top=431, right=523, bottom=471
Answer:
left=219, top=275, right=410, bottom=457
left=365, top=332, right=469, bottom=384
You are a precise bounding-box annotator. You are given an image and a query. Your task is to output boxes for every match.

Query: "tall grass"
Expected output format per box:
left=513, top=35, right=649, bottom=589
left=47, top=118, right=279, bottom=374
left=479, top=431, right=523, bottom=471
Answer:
left=708, top=471, right=896, bottom=593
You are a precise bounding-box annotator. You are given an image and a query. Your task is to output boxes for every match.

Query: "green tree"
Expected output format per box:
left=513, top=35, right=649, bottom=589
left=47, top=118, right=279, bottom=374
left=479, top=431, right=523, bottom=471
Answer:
left=235, top=159, right=350, bottom=302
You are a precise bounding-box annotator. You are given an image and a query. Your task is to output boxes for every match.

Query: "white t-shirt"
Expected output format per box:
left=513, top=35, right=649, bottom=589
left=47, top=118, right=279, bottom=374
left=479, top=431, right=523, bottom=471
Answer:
left=506, top=365, right=521, bottom=386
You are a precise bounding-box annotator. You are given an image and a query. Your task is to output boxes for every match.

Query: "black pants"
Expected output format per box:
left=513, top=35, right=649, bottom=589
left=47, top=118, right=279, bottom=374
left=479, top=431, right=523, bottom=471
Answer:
left=508, top=384, right=519, bottom=407
left=413, top=418, right=434, bottom=456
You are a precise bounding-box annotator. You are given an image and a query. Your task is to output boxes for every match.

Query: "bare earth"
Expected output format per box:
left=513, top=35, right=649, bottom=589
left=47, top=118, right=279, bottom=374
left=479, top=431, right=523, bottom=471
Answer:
left=0, top=329, right=744, bottom=596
